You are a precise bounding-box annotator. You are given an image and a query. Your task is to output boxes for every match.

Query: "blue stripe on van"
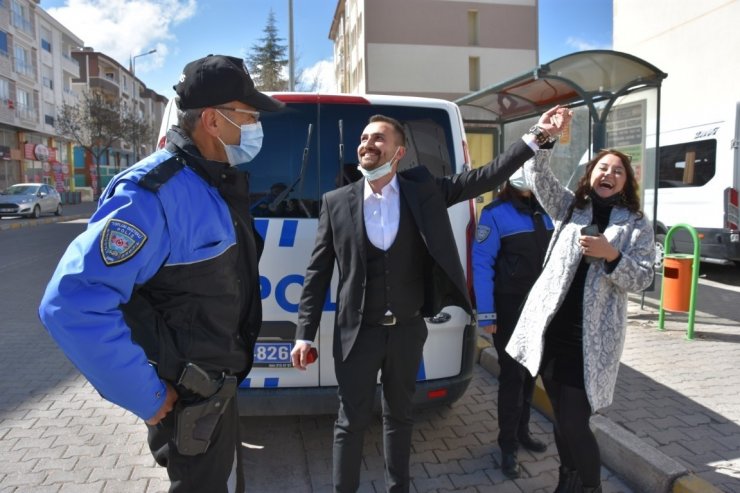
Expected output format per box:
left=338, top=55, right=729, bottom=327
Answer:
left=264, top=378, right=280, bottom=388
left=254, top=219, right=268, bottom=240
left=416, top=358, right=426, bottom=381
left=279, top=220, right=298, bottom=247
left=240, top=378, right=251, bottom=388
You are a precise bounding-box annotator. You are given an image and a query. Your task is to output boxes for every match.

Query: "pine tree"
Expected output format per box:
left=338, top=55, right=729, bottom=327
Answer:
left=246, top=9, right=289, bottom=91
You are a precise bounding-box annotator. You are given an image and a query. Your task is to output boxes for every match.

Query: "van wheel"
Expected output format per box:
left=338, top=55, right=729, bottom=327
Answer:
left=654, top=234, right=666, bottom=271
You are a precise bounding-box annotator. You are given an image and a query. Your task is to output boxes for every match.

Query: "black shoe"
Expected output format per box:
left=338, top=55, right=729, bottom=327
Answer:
left=519, top=434, right=548, bottom=453
left=582, top=485, right=602, bottom=493
left=501, top=452, right=521, bottom=479
left=553, top=466, right=582, bottom=493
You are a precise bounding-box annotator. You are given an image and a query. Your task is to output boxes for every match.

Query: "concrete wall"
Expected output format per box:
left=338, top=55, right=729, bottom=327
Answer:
left=613, top=0, right=740, bottom=129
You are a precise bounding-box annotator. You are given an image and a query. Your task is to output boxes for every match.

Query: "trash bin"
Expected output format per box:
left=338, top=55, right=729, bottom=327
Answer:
left=662, top=254, right=693, bottom=312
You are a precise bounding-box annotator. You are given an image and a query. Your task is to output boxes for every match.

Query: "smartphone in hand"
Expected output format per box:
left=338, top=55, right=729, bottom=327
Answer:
left=580, top=224, right=600, bottom=263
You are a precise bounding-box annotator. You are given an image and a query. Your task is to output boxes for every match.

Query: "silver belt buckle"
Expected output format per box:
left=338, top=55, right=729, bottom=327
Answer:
left=381, top=315, right=397, bottom=326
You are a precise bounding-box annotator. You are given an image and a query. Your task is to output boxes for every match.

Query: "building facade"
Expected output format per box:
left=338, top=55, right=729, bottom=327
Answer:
left=71, top=48, right=167, bottom=191
left=0, top=0, right=82, bottom=191
left=329, top=0, right=538, bottom=100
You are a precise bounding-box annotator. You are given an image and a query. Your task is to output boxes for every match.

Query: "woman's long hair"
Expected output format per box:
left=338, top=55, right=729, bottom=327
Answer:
left=573, top=149, right=643, bottom=217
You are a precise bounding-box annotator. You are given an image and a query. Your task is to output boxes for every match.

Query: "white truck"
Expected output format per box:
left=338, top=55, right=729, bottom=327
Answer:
left=646, top=103, right=740, bottom=265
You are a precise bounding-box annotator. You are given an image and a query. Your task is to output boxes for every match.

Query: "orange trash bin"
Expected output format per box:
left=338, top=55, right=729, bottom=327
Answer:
left=662, top=254, right=693, bottom=312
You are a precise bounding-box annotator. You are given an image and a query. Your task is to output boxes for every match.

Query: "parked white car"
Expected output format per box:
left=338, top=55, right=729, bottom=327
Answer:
left=0, top=183, right=62, bottom=218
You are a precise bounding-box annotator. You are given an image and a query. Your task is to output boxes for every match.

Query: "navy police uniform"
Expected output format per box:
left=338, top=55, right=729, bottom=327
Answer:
left=472, top=193, right=553, bottom=455
left=39, top=126, right=263, bottom=491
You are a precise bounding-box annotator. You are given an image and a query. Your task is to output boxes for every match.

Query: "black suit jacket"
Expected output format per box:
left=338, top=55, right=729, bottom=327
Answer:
left=296, top=139, right=534, bottom=361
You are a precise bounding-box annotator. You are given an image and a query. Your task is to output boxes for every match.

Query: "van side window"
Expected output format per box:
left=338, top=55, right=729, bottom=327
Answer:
left=658, top=140, right=716, bottom=188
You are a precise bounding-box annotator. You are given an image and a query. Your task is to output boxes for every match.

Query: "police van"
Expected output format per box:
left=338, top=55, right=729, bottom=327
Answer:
left=158, top=93, right=478, bottom=415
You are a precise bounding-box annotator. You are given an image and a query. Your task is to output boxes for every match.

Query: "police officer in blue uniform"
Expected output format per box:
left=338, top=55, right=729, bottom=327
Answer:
left=39, top=54, right=284, bottom=492
left=472, top=170, right=554, bottom=479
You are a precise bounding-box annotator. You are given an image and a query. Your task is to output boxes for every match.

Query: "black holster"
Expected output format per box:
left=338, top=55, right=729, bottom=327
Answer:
left=173, top=375, right=237, bottom=456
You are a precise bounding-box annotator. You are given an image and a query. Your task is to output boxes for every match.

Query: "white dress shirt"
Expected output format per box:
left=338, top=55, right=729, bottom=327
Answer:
left=363, top=175, right=400, bottom=251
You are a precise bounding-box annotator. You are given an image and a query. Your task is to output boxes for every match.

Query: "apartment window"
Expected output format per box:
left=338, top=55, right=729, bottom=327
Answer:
left=14, top=44, right=33, bottom=77
left=0, top=31, right=8, bottom=56
left=468, top=11, right=479, bottom=46
left=41, top=27, right=52, bottom=52
left=104, top=71, right=115, bottom=80
left=469, top=57, right=480, bottom=91
left=16, top=87, right=34, bottom=119
left=42, top=65, right=53, bottom=89
left=0, top=78, right=9, bottom=101
left=11, top=0, right=32, bottom=35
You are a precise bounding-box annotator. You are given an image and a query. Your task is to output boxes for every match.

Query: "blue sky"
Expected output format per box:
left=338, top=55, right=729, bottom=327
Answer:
left=40, top=0, right=612, bottom=100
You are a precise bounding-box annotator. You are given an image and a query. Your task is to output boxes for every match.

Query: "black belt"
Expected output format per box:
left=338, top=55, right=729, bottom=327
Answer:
left=378, top=311, right=421, bottom=326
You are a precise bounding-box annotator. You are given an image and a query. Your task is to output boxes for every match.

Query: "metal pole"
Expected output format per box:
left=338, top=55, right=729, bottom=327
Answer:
left=130, top=49, right=156, bottom=162
left=288, top=0, right=295, bottom=91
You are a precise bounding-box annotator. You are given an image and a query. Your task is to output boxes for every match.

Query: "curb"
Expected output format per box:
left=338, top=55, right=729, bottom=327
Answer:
left=477, top=341, right=723, bottom=493
left=0, top=211, right=90, bottom=232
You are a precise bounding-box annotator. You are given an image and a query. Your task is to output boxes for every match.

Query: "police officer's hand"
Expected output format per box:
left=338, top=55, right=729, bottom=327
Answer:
left=291, top=341, right=312, bottom=371
left=145, top=382, right=178, bottom=425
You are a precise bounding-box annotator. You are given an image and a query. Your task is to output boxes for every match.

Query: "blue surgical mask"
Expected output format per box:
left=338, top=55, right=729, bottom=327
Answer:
left=217, top=110, right=263, bottom=166
left=357, top=148, right=399, bottom=181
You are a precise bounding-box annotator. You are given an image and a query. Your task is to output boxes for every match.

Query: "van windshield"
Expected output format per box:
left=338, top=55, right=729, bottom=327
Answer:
left=239, top=102, right=455, bottom=219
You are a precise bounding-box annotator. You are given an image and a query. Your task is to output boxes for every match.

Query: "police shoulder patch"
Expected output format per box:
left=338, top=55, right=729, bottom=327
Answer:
left=100, top=218, right=147, bottom=266
left=476, top=225, right=491, bottom=243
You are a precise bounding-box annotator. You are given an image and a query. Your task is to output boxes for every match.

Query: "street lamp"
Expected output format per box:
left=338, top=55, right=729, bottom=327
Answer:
left=130, top=49, right=156, bottom=163
left=131, top=48, right=156, bottom=77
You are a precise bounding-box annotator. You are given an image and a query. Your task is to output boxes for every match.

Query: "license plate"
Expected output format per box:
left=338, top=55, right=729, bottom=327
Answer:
left=253, top=342, right=293, bottom=368
left=0, top=208, right=14, bottom=212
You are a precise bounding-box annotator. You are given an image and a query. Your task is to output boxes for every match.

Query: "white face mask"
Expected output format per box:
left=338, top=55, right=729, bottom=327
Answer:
left=217, top=110, right=263, bottom=166
left=357, top=148, right=399, bottom=182
left=508, top=168, right=531, bottom=192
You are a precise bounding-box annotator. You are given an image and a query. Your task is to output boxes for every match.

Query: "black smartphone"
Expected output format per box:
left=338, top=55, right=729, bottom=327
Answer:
left=580, top=224, right=600, bottom=263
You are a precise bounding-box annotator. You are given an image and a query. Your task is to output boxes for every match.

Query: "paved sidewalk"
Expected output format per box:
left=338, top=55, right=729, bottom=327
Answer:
left=2, top=206, right=737, bottom=491
left=607, top=297, right=740, bottom=492
left=480, top=295, right=740, bottom=493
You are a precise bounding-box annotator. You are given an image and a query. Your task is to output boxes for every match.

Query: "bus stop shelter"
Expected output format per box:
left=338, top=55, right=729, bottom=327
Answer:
left=455, top=49, right=667, bottom=221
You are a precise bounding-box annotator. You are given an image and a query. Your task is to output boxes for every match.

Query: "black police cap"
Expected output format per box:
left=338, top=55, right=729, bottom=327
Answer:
left=173, top=54, right=284, bottom=112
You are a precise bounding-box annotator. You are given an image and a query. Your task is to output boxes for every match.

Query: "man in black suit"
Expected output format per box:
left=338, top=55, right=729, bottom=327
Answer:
left=291, top=108, right=569, bottom=492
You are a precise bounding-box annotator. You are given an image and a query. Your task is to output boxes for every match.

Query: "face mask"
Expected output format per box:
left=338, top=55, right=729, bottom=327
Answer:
left=217, top=111, right=263, bottom=166
left=357, top=148, right=399, bottom=181
left=508, top=168, right=530, bottom=192
left=509, top=177, right=531, bottom=192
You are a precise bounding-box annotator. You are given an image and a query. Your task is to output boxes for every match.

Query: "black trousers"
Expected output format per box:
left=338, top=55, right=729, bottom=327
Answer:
left=146, top=395, right=244, bottom=493
left=541, top=358, right=601, bottom=487
left=493, top=293, right=536, bottom=454
left=332, top=316, right=427, bottom=493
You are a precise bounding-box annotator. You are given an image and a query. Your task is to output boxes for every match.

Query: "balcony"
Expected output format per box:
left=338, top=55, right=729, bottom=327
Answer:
left=61, top=54, right=80, bottom=77
left=89, top=76, right=120, bottom=98
left=16, top=102, right=38, bottom=124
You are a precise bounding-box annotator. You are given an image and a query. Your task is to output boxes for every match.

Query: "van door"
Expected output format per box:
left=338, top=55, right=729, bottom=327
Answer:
left=236, top=102, right=324, bottom=390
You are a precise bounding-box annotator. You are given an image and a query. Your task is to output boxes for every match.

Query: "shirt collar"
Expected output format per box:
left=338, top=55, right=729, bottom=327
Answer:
left=363, top=175, right=399, bottom=200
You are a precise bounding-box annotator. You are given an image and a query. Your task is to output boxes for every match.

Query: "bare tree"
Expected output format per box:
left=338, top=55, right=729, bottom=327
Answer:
left=55, top=91, right=133, bottom=197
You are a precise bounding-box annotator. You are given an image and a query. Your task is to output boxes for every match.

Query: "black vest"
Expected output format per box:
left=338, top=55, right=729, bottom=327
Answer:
left=363, top=196, right=427, bottom=325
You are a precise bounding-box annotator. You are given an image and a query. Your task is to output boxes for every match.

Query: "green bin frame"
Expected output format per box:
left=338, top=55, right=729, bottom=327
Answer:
left=658, top=224, right=700, bottom=340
